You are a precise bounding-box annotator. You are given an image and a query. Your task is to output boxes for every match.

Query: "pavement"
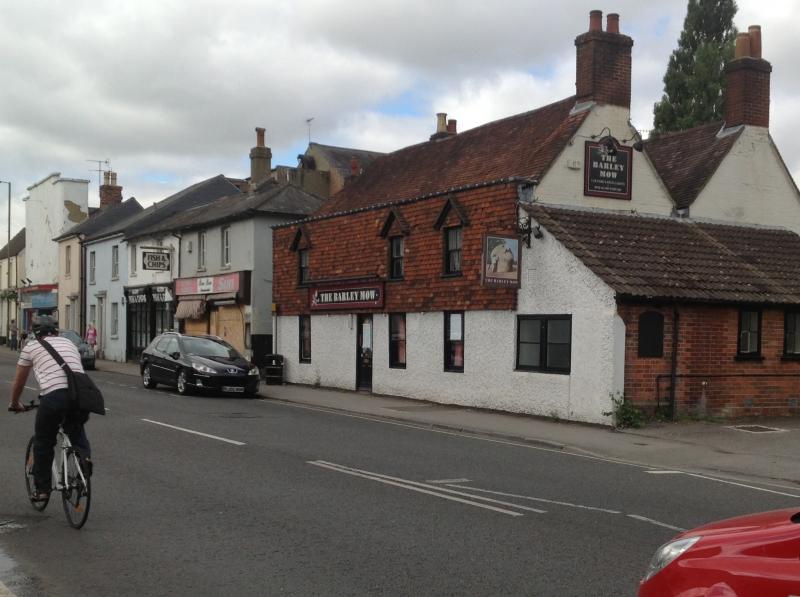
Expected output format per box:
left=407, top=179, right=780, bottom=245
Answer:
left=81, top=357, right=800, bottom=489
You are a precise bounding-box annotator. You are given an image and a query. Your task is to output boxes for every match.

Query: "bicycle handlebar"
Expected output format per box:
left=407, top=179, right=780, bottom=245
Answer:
left=8, top=400, right=38, bottom=413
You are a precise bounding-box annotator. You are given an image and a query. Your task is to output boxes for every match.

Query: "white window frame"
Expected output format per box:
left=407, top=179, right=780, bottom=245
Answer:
left=111, top=245, right=119, bottom=280
left=111, top=302, right=119, bottom=337
left=89, top=251, right=96, bottom=285
left=130, top=242, right=137, bottom=276
left=65, top=245, right=71, bottom=277
left=221, top=227, right=231, bottom=267
left=198, top=231, right=206, bottom=270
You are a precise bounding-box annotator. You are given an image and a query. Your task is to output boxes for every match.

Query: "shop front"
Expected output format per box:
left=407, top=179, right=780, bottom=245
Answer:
left=125, top=283, right=175, bottom=360
left=174, top=271, right=251, bottom=355
left=18, top=285, right=58, bottom=331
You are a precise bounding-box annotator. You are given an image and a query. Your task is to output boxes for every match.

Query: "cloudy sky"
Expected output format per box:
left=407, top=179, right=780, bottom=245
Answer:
left=1, top=1, right=797, bottom=237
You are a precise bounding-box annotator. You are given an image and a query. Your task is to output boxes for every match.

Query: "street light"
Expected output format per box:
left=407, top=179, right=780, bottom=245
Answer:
left=0, top=180, right=10, bottom=342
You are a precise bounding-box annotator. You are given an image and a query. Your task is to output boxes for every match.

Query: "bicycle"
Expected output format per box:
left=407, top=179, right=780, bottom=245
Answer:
left=10, top=401, right=92, bottom=529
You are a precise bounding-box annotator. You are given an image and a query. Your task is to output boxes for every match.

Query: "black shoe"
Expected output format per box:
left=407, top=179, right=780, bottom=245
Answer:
left=83, top=458, right=93, bottom=477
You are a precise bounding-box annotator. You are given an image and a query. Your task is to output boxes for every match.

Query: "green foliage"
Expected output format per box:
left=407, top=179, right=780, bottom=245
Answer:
left=0, top=289, right=17, bottom=302
left=652, top=0, right=738, bottom=135
left=603, top=393, right=646, bottom=429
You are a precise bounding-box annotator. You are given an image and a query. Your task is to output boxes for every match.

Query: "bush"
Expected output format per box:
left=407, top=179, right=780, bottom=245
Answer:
left=603, top=393, right=646, bottom=429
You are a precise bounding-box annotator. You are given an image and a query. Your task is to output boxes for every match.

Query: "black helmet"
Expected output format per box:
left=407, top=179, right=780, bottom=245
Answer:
left=31, top=315, right=58, bottom=337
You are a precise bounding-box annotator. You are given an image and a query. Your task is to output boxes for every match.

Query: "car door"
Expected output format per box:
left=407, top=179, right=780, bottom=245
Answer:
left=161, top=337, right=182, bottom=386
left=148, top=336, right=170, bottom=382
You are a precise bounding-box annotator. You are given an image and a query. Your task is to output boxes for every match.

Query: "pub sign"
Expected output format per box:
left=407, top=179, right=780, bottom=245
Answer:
left=482, top=234, right=520, bottom=287
left=142, top=251, right=171, bottom=271
left=584, top=138, right=632, bottom=200
left=310, top=282, right=385, bottom=311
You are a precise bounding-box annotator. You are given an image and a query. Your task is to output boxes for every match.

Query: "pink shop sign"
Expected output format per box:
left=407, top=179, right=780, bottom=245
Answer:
left=175, top=272, right=240, bottom=296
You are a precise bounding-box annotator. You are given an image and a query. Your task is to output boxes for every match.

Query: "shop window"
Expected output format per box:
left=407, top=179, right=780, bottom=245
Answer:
left=638, top=311, right=664, bottom=358
left=785, top=312, right=800, bottom=356
left=516, top=315, right=571, bottom=373
left=65, top=245, right=71, bottom=277
left=389, top=237, right=404, bottom=280
left=738, top=309, right=761, bottom=358
left=389, top=313, right=406, bottom=368
left=221, top=226, right=231, bottom=266
left=444, top=226, right=462, bottom=276
left=444, top=311, right=464, bottom=372
left=197, top=231, right=206, bottom=270
left=89, top=251, right=96, bottom=284
left=299, top=249, right=309, bottom=284
left=299, top=315, right=311, bottom=362
left=111, top=302, right=119, bottom=337
left=89, top=304, right=96, bottom=327
left=111, top=245, right=119, bottom=280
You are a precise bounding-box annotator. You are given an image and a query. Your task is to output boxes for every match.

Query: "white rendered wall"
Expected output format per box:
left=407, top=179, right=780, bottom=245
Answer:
left=278, top=314, right=356, bottom=389
left=128, top=233, right=178, bottom=288
left=85, top=235, right=128, bottom=362
left=535, top=105, right=674, bottom=216
left=689, top=127, right=800, bottom=233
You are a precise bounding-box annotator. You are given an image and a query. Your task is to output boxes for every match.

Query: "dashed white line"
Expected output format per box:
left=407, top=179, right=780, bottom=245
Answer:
left=626, top=514, right=685, bottom=532
left=141, top=419, right=245, bottom=446
left=444, top=484, right=621, bottom=514
left=427, top=478, right=471, bottom=484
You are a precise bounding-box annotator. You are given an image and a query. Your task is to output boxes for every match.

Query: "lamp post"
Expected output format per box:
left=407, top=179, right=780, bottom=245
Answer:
left=0, top=181, right=9, bottom=343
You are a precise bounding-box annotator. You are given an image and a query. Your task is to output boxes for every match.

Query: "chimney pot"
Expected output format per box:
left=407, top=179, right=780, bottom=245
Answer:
left=255, top=127, right=266, bottom=148
left=734, top=32, right=751, bottom=59
left=250, top=126, right=272, bottom=187
left=350, top=157, right=360, bottom=177
left=606, top=13, right=619, bottom=34
left=103, top=171, right=111, bottom=186
left=436, top=113, right=447, bottom=133
left=110, top=172, right=117, bottom=186
left=447, top=119, right=457, bottom=134
left=589, top=10, right=602, bottom=32
left=99, top=170, right=123, bottom=208
left=748, top=25, right=762, bottom=59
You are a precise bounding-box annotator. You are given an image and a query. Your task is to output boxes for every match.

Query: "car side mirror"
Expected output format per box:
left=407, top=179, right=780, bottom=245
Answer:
left=171, top=352, right=181, bottom=360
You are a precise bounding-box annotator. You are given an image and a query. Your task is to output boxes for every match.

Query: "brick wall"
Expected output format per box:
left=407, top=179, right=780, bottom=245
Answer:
left=620, top=303, right=800, bottom=418
left=574, top=30, right=633, bottom=108
left=273, top=184, right=519, bottom=315
left=724, top=57, right=772, bottom=128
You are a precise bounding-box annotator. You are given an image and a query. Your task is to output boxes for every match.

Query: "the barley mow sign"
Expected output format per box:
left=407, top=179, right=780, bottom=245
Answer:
left=584, top=139, right=633, bottom=200
left=310, top=283, right=385, bottom=311
left=142, top=251, right=171, bottom=271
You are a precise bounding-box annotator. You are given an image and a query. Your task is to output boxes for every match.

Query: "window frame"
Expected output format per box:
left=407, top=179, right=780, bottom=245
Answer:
left=515, top=315, right=572, bottom=374
left=197, top=231, right=206, bottom=271
left=130, top=241, right=137, bottom=276
left=389, top=313, right=407, bottom=369
left=443, top=311, right=464, bottom=372
left=389, top=236, right=404, bottom=280
left=638, top=310, right=665, bottom=358
left=299, top=315, right=311, bottom=363
left=111, top=244, right=119, bottom=280
left=65, top=245, right=71, bottom=277
left=221, top=226, right=231, bottom=267
left=111, top=302, right=119, bottom=337
left=298, top=248, right=309, bottom=285
left=737, top=308, right=762, bottom=359
left=784, top=310, right=800, bottom=358
left=443, top=226, right=463, bottom=276
left=89, top=251, right=96, bottom=285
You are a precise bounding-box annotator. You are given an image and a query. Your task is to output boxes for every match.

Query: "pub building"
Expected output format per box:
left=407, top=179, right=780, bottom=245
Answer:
left=272, top=12, right=800, bottom=424
left=124, top=282, right=175, bottom=360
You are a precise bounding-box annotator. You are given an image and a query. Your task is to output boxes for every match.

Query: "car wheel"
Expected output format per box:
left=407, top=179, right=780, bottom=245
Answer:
left=142, top=364, right=157, bottom=389
left=176, top=369, right=190, bottom=395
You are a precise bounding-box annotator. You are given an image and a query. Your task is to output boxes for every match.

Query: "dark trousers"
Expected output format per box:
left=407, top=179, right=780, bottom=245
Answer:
left=33, top=389, right=91, bottom=492
left=9, top=335, right=17, bottom=351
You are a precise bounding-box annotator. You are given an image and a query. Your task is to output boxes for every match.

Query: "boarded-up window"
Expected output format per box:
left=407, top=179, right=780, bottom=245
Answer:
left=638, top=311, right=664, bottom=358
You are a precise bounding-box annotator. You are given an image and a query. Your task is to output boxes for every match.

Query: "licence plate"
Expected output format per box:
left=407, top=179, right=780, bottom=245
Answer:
left=222, top=386, right=245, bottom=393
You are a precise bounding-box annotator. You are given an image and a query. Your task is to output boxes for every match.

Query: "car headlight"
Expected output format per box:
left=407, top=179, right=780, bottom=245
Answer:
left=642, top=536, right=701, bottom=582
left=192, top=363, right=216, bottom=374
left=248, top=366, right=260, bottom=376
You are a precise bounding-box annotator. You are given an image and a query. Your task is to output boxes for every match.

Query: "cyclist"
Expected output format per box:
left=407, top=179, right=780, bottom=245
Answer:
left=8, top=315, right=92, bottom=501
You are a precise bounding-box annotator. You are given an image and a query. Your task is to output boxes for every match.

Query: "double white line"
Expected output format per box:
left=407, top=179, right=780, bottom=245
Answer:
left=308, top=460, right=545, bottom=517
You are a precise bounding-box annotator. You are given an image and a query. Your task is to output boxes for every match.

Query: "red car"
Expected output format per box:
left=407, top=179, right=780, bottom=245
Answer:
left=639, top=508, right=800, bottom=596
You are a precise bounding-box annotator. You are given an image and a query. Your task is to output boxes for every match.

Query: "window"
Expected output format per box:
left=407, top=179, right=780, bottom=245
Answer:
left=389, top=237, right=404, bottom=280
left=299, top=315, right=311, bottom=362
left=198, top=231, right=206, bottom=270
left=130, top=242, right=137, bottom=275
left=111, top=302, right=119, bottom=336
left=444, top=311, right=464, bottom=371
left=516, top=316, right=572, bottom=373
left=444, top=226, right=462, bottom=275
left=89, top=251, right=96, bottom=284
left=389, top=313, right=406, bottom=368
left=65, top=245, right=71, bottom=277
left=785, top=312, right=800, bottom=356
left=65, top=304, right=71, bottom=330
left=111, top=245, right=119, bottom=279
left=299, top=249, right=309, bottom=284
left=638, top=311, right=664, bottom=358
left=89, top=304, right=96, bottom=326
left=221, top=226, right=231, bottom=266
left=738, top=309, right=761, bottom=357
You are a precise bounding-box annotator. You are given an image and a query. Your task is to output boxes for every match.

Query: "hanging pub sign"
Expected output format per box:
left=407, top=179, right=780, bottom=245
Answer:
left=482, top=234, right=520, bottom=287
left=310, top=282, right=385, bottom=311
left=142, top=251, right=171, bottom=271
left=584, top=138, right=633, bottom=200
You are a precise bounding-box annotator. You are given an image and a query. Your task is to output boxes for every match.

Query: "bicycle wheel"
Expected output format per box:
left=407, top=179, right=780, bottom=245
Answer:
left=62, top=449, right=91, bottom=529
left=25, top=437, right=49, bottom=511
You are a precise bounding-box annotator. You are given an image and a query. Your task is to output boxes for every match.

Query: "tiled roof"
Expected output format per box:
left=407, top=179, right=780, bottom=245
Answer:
left=643, top=122, right=742, bottom=209
left=308, top=143, right=384, bottom=174
left=0, top=228, right=25, bottom=259
left=526, top=203, right=800, bottom=305
left=53, top=198, right=143, bottom=241
left=142, top=180, right=324, bottom=234
left=316, top=96, right=589, bottom=217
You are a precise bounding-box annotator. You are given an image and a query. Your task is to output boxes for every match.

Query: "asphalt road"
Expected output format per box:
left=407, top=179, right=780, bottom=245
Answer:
left=0, top=357, right=798, bottom=596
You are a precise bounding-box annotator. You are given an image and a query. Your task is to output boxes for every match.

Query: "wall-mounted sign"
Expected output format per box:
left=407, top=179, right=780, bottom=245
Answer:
left=175, top=272, right=241, bottom=296
left=310, top=282, right=385, bottom=311
left=142, top=251, right=171, bottom=271
left=482, top=234, right=520, bottom=287
left=584, top=139, right=633, bottom=200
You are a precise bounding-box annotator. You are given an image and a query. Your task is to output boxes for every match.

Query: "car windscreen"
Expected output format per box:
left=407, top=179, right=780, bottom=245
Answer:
left=59, top=330, right=81, bottom=345
left=181, top=337, right=238, bottom=359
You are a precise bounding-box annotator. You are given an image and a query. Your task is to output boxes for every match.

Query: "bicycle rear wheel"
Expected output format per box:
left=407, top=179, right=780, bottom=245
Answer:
left=62, top=450, right=91, bottom=529
left=25, top=437, right=49, bottom=511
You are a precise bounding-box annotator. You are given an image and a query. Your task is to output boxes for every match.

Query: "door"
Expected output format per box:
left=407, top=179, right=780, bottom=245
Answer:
left=356, top=315, right=373, bottom=391
left=96, top=298, right=105, bottom=359
left=162, top=336, right=181, bottom=384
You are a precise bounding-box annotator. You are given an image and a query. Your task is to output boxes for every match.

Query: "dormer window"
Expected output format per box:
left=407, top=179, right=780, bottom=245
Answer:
left=444, top=226, right=462, bottom=275
left=389, top=237, right=404, bottom=280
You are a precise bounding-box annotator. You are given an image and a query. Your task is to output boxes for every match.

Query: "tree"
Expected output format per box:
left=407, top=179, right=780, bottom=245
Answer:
left=652, top=0, right=738, bottom=136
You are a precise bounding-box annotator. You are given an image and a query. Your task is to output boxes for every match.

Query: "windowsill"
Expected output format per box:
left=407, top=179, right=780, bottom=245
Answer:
left=734, top=354, right=764, bottom=362
left=197, top=268, right=206, bottom=273
left=781, top=354, right=800, bottom=361
left=111, top=277, right=119, bottom=281
left=389, top=364, right=406, bottom=370
left=221, top=265, right=231, bottom=270
left=89, top=282, right=96, bottom=286
left=111, top=335, right=119, bottom=340
left=515, top=366, right=571, bottom=375
left=299, top=359, right=311, bottom=364
left=444, top=367, right=464, bottom=373
left=130, top=272, right=137, bottom=277
left=441, top=272, right=463, bottom=279
left=387, top=277, right=404, bottom=283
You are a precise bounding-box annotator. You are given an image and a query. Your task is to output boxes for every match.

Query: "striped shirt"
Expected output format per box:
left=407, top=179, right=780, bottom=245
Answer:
left=18, top=336, right=85, bottom=395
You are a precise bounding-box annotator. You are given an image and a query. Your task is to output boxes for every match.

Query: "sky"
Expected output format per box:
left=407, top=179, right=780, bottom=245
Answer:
left=1, top=1, right=798, bottom=238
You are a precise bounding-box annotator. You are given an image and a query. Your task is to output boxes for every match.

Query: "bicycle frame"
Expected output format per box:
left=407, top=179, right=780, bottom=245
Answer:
left=52, top=428, right=86, bottom=492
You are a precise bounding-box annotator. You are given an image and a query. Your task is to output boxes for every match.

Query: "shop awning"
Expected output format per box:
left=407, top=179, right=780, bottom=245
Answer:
left=175, top=299, right=206, bottom=320
left=206, top=292, right=238, bottom=304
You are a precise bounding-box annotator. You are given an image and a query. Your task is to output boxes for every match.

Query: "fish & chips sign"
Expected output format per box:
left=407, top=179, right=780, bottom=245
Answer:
left=142, top=251, right=171, bottom=271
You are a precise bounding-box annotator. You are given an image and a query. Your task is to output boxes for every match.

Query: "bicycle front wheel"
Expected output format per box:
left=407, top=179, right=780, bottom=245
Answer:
left=62, top=450, right=91, bottom=529
left=25, top=437, right=49, bottom=512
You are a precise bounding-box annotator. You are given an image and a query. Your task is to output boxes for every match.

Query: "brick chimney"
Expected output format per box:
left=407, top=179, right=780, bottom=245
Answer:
left=430, top=112, right=457, bottom=141
left=99, top=170, right=122, bottom=208
left=724, top=25, right=771, bottom=128
left=350, top=156, right=360, bottom=177
left=574, top=10, right=633, bottom=108
left=249, top=127, right=272, bottom=188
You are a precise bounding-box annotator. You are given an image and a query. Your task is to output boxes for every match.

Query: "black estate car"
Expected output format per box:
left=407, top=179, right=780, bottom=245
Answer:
left=60, top=330, right=96, bottom=370
left=140, top=332, right=260, bottom=396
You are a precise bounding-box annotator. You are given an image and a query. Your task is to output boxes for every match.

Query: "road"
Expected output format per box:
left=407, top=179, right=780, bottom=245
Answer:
left=0, top=357, right=798, bottom=596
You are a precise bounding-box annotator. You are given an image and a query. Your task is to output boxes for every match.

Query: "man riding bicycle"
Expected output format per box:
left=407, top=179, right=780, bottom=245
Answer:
left=8, top=315, right=92, bottom=501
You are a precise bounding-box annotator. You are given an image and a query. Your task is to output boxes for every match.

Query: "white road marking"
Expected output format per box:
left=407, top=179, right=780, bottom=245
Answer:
left=645, top=470, right=683, bottom=474
left=684, top=472, right=800, bottom=499
left=141, top=419, right=245, bottom=446
left=0, top=580, right=17, bottom=597
left=444, top=485, right=621, bottom=514
left=427, top=478, right=471, bottom=484
left=626, top=514, right=685, bottom=532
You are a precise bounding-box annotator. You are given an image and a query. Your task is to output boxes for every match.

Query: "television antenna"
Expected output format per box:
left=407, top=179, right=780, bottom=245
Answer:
left=86, top=159, right=111, bottom=186
left=305, top=117, right=314, bottom=144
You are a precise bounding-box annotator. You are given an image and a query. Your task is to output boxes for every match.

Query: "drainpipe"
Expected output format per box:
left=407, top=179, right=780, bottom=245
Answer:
left=80, top=240, right=87, bottom=337
left=669, top=305, right=680, bottom=420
